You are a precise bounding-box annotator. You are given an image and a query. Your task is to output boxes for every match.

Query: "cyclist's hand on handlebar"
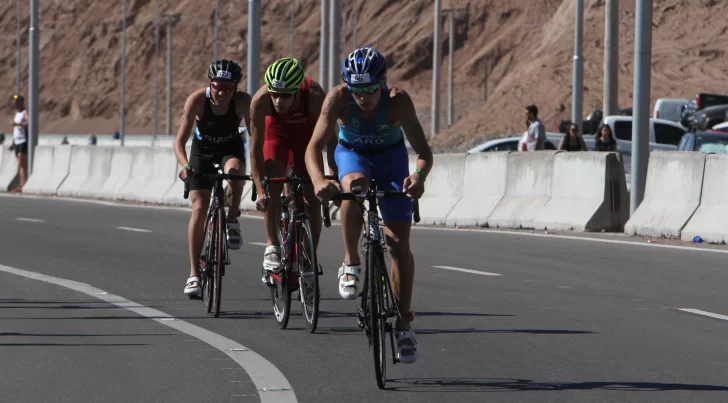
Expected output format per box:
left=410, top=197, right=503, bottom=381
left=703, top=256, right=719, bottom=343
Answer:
left=255, top=189, right=268, bottom=212
left=178, top=166, right=193, bottom=182
left=402, top=173, right=425, bottom=200
left=314, top=177, right=341, bottom=204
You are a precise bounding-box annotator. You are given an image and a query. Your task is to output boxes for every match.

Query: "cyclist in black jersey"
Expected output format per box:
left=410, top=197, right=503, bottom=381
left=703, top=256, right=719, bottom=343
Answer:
left=174, top=59, right=253, bottom=297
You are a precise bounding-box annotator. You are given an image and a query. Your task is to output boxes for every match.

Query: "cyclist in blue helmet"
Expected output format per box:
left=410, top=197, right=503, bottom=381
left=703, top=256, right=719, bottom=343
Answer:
left=304, top=46, right=433, bottom=364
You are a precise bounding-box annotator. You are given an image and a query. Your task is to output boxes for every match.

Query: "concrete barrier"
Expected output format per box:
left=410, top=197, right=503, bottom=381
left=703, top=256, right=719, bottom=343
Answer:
left=487, top=151, right=560, bottom=229
left=533, top=152, right=629, bottom=232
left=137, top=148, right=178, bottom=204
left=76, top=147, right=115, bottom=199
left=624, top=151, right=706, bottom=238
left=96, top=147, right=135, bottom=200
left=114, top=147, right=157, bottom=201
left=681, top=154, right=728, bottom=243
left=22, top=145, right=72, bottom=195
left=0, top=147, right=19, bottom=192
left=445, top=152, right=509, bottom=227
left=416, top=154, right=465, bottom=225
left=57, top=146, right=113, bottom=198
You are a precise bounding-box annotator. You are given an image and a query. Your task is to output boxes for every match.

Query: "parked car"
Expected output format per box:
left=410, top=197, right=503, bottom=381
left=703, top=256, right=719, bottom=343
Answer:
left=467, top=134, right=558, bottom=153
left=677, top=131, right=728, bottom=153
left=601, top=116, right=685, bottom=147
left=653, top=98, right=690, bottom=123
left=689, top=104, right=728, bottom=131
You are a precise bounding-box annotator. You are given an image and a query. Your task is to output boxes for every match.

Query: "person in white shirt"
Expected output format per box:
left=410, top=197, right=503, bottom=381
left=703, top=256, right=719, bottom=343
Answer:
left=525, top=104, right=546, bottom=151
left=9, top=94, right=28, bottom=191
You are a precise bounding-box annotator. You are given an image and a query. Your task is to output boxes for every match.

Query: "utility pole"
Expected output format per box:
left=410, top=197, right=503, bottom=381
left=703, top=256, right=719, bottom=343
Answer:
left=630, top=0, right=653, bottom=214
left=248, top=0, right=261, bottom=93
left=320, top=0, right=330, bottom=91
left=28, top=0, right=38, bottom=174
left=164, top=13, right=182, bottom=136
left=290, top=0, right=295, bottom=57
left=443, top=8, right=465, bottom=128
left=603, top=0, right=619, bottom=117
left=431, top=0, right=441, bottom=138
left=329, top=0, right=341, bottom=91
left=153, top=4, right=160, bottom=142
left=213, top=0, right=220, bottom=61
left=120, top=0, right=127, bottom=146
left=16, top=0, right=21, bottom=94
left=571, top=0, right=584, bottom=133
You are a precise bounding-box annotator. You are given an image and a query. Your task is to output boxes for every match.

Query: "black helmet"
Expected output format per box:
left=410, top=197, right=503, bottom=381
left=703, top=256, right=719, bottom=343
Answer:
left=208, top=59, right=242, bottom=83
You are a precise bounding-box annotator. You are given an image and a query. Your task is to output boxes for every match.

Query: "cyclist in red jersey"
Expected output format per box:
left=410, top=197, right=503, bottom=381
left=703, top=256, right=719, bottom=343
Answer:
left=249, top=57, right=338, bottom=283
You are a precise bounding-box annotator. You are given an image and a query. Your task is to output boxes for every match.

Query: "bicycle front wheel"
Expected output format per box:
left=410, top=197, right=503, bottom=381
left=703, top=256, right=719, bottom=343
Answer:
left=212, top=209, right=225, bottom=318
left=203, top=211, right=217, bottom=313
left=369, top=244, right=387, bottom=389
left=298, top=218, right=320, bottom=334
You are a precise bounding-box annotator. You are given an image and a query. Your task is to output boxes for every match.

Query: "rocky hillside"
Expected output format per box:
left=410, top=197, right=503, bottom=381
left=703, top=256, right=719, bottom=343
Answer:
left=0, top=0, right=725, bottom=152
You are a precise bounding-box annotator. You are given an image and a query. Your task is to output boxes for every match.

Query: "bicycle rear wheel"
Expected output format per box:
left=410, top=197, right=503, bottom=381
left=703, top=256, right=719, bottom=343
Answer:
left=212, top=209, right=225, bottom=318
left=369, top=244, right=387, bottom=389
left=298, top=217, right=319, bottom=333
left=271, top=216, right=291, bottom=328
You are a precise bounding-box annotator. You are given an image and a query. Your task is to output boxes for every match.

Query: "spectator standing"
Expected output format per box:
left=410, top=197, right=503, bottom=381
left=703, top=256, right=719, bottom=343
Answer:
left=558, top=123, right=587, bottom=151
left=9, top=94, right=28, bottom=192
left=595, top=124, right=618, bottom=152
left=523, top=104, right=546, bottom=151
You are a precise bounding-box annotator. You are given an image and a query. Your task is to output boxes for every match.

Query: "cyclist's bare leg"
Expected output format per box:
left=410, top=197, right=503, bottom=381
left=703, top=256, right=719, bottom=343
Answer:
left=188, top=190, right=212, bottom=280
left=264, top=159, right=287, bottom=246
left=303, top=183, right=322, bottom=249
left=223, top=157, right=245, bottom=219
left=385, top=221, right=414, bottom=331
left=340, top=173, right=368, bottom=279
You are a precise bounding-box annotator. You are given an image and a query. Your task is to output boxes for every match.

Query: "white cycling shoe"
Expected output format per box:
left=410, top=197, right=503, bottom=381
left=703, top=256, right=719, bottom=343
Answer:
left=184, top=276, right=201, bottom=297
left=337, top=263, right=362, bottom=300
left=226, top=219, right=243, bottom=250
left=395, top=329, right=419, bottom=364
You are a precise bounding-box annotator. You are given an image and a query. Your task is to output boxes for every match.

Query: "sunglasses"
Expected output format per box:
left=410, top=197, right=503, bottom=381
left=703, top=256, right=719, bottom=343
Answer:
left=348, top=82, right=381, bottom=95
left=210, top=81, right=236, bottom=92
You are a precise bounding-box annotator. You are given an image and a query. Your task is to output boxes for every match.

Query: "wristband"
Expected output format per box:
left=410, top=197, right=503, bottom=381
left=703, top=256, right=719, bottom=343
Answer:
left=183, top=163, right=190, bottom=169
left=415, top=169, right=427, bottom=181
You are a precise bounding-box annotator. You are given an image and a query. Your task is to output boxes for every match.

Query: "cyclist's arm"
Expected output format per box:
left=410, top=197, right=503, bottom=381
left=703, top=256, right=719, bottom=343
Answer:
left=249, top=85, right=270, bottom=195
left=307, top=80, right=338, bottom=178
left=391, top=88, right=433, bottom=179
left=174, top=91, right=203, bottom=168
left=305, top=85, right=347, bottom=183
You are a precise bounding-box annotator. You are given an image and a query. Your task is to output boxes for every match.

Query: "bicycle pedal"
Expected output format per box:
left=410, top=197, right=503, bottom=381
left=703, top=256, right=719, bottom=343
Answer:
left=317, top=264, right=324, bottom=275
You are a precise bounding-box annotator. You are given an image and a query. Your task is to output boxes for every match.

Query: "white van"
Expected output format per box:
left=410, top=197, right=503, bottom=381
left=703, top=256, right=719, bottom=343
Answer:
left=652, top=98, right=690, bottom=123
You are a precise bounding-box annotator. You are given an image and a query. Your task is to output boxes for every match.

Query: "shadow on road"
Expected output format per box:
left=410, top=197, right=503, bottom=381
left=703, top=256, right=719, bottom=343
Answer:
left=387, top=377, right=728, bottom=393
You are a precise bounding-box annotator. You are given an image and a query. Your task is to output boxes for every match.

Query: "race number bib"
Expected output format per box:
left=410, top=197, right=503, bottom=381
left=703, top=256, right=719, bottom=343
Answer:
left=350, top=73, right=371, bottom=84
left=270, top=79, right=286, bottom=89
left=216, top=70, right=232, bottom=79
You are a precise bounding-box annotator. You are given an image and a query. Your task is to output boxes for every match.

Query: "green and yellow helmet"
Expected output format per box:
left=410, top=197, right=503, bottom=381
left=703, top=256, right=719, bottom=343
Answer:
left=264, top=57, right=305, bottom=93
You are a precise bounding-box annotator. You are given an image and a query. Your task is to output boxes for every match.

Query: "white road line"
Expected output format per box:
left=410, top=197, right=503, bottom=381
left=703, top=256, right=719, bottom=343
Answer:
left=0, top=264, right=297, bottom=403
left=679, top=308, right=728, bottom=321
left=432, top=266, right=501, bottom=276
left=250, top=242, right=268, bottom=247
left=116, top=227, right=152, bottom=233
left=5, top=192, right=726, bottom=255
left=16, top=217, right=44, bottom=223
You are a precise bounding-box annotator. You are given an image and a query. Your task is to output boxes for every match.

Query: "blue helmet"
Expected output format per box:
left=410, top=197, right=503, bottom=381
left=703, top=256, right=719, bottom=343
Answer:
left=340, top=47, right=388, bottom=85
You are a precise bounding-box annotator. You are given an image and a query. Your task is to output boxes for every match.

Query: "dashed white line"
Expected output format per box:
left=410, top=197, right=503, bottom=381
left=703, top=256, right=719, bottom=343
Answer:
left=116, top=226, right=152, bottom=233
left=250, top=242, right=268, bottom=247
left=0, top=263, right=297, bottom=403
left=679, top=308, right=728, bottom=322
left=16, top=217, right=44, bottom=223
left=432, top=266, right=501, bottom=276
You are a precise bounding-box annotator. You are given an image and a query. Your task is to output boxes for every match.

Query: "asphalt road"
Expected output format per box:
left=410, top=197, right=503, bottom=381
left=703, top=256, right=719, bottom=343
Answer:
left=2, top=195, right=728, bottom=402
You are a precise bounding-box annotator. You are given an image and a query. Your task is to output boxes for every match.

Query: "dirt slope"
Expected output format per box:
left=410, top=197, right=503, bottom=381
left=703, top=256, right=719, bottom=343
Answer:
left=0, top=0, right=725, bottom=151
